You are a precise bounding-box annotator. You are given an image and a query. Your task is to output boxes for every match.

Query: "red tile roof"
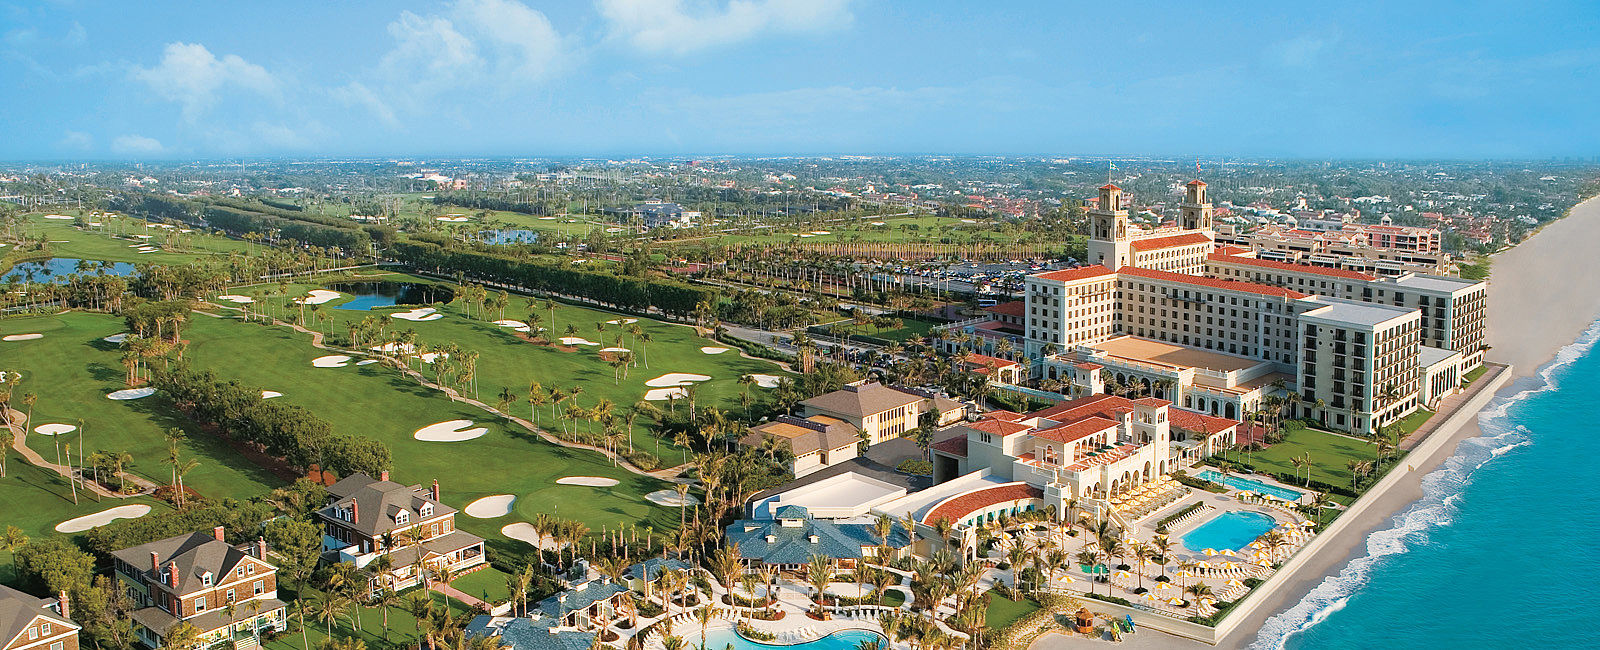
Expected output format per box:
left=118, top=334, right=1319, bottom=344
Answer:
left=1213, top=245, right=1251, bottom=257
left=1034, top=265, right=1114, bottom=283
left=1131, top=232, right=1213, bottom=252
left=1187, top=179, right=1207, bottom=186
left=963, top=353, right=1021, bottom=372
left=1169, top=408, right=1239, bottom=434
left=1029, top=393, right=1140, bottom=424
left=1133, top=396, right=1171, bottom=407
left=1032, top=416, right=1119, bottom=444
left=1074, top=362, right=1103, bottom=371
left=1099, top=183, right=1122, bottom=191
left=1118, top=266, right=1310, bottom=299
left=984, top=301, right=1026, bottom=317
left=922, top=482, right=1044, bottom=525
left=966, top=419, right=1033, bottom=437
left=931, top=434, right=968, bottom=458
left=1206, top=253, right=1376, bottom=281
left=985, top=410, right=1026, bottom=421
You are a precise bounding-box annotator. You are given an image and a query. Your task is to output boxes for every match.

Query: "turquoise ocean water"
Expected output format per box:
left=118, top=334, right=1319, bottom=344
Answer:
left=1253, top=321, right=1600, bottom=649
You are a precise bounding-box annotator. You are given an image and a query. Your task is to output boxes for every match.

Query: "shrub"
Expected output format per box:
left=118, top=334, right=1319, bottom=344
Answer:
left=897, top=459, right=934, bottom=476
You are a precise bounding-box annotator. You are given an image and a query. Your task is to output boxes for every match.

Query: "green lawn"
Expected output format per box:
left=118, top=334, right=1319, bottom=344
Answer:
left=220, top=271, right=792, bottom=463
left=264, top=588, right=470, bottom=650
left=821, top=317, right=938, bottom=343
left=1239, top=427, right=1381, bottom=488
left=1387, top=408, right=1434, bottom=439
left=0, top=313, right=284, bottom=538
left=450, top=566, right=512, bottom=605
left=6, top=211, right=252, bottom=271
left=984, top=593, right=1040, bottom=629
left=669, top=214, right=1007, bottom=248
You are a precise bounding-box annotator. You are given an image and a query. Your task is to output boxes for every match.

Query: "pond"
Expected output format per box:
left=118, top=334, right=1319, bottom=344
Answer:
left=478, top=229, right=540, bottom=245
left=2, top=258, right=138, bottom=283
left=328, top=282, right=455, bottom=311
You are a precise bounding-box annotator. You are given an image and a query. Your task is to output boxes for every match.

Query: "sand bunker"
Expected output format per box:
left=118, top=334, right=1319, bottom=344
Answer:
left=748, top=374, right=784, bottom=388
left=700, top=347, right=729, bottom=354
left=43, top=214, right=73, bottom=220
left=599, top=347, right=630, bottom=353
left=811, top=230, right=831, bottom=235
left=312, top=355, right=352, bottom=368
left=605, top=318, right=638, bottom=325
left=216, top=295, right=255, bottom=304
left=465, top=495, right=516, bottom=518
left=645, top=489, right=699, bottom=507
left=2, top=334, right=43, bottom=341
left=103, top=333, right=130, bottom=343
left=435, top=216, right=470, bottom=222
left=871, top=221, right=886, bottom=226
left=643, top=387, right=688, bottom=401
left=56, top=505, right=151, bottom=533
left=416, top=352, right=448, bottom=363
left=645, top=373, right=711, bottom=387
left=107, top=387, right=156, bottom=400
left=539, top=216, right=558, bottom=220
left=356, top=359, right=379, bottom=366
left=34, top=423, right=77, bottom=435
left=299, top=289, right=342, bottom=305
left=494, top=319, right=531, bottom=332
left=556, top=476, right=621, bottom=487
left=261, top=391, right=283, bottom=399
left=370, top=342, right=416, bottom=354
left=501, top=523, right=566, bottom=550
left=414, top=419, right=487, bottom=442
left=136, top=246, right=157, bottom=252
left=559, top=337, right=598, bottom=346
left=391, top=308, right=443, bottom=321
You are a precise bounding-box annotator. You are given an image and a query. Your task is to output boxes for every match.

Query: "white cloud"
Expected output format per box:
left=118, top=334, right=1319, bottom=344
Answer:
left=597, top=0, right=852, bottom=55
left=350, top=0, right=568, bottom=124
left=132, top=42, right=278, bottom=120
left=111, top=134, right=164, bottom=155
left=58, top=131, right=93, bottom=150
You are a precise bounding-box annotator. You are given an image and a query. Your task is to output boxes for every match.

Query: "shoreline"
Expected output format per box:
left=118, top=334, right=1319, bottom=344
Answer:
left=1217, top=193, right=1600, bottom=648
left=1034, top=193, right=1600, bottom=649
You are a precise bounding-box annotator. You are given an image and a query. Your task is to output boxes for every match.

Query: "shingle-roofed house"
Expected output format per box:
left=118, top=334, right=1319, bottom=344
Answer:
left=109, top=527, right=285, bottom=649
left=723, top=507, right=909, bottom=570
left=316, top=473, right=486, bottom=591
left=465, top=616, right=595, bottom=650
left=0, top=585, right=78, bottom=650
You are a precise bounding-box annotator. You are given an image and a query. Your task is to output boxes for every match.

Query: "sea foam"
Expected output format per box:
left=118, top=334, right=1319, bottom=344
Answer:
left=1251, top=320, right=1600, bottom=649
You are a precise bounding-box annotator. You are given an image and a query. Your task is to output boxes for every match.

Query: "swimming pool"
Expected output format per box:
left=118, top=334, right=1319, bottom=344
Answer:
left=692, top=627, right=885, bottom=650
left=1195, top=470, right=1304, bottom=501
left=1181, top=510, right=1277, bottom=553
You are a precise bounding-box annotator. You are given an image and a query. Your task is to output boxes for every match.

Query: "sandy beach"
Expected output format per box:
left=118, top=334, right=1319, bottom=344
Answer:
left=1034, top=194, right=1600, bottom=650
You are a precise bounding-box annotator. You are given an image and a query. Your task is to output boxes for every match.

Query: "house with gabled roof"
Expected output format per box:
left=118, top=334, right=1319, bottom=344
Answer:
left=315, top=472, right=486, bottom=591
left=722, top=506, right=909, bottom=570
left=0, top=586, right=78, bottom=650
left=109, top=527, right=285, bottom=649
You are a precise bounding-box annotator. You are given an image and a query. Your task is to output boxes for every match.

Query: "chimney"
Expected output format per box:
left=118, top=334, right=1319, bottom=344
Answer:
left=150, top=551, right=161, bottom=573
left=256, top=537, right=268, bottom=559
left=166, top=564, right=178, bottom=587
left=380, top=470, right=390, bottom=482
left=351, top=501, right=359, bottom=523
left=213, top=525, right=225, bottom=542
left=57, top=591, right=69, bottom=620
left=430, top=479, right=440, bottom=502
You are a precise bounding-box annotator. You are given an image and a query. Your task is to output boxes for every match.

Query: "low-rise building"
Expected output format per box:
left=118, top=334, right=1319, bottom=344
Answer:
left=798, top=382, right=965, bottom=446
left=0, top=586, right=78, bottom=650
left=316, top=473, right=486, bottom=591
left=110, top=528, right=286, bottom=649
left=739, top=415, right=861, bottom=478
left=723, top=506, right=910, bottom=570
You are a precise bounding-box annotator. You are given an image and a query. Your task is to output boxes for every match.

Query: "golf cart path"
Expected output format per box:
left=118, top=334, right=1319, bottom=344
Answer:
left=3, top=409, right=159, bottom=498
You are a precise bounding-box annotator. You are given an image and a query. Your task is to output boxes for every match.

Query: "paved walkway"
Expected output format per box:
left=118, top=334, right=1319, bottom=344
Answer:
left=431, top=581, right=484, bottom=608
left=3, top=409, right=158, bottom=498
left=1399, top=362, right=1507, bottom=451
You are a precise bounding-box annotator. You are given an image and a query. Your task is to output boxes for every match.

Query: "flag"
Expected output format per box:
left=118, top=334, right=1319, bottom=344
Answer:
left=1109, top=161, right=1117, bottom=171
left=1196, top=160, right=1202, bottom=173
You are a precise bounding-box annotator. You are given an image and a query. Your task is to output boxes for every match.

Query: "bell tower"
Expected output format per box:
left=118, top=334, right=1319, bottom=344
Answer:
left=1180, top=180, right=1213, bottom=231
left=1086, top=184, right=1132, bottom=270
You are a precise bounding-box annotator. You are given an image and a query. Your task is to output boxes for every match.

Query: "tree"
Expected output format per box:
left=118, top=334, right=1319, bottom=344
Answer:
left=163, top=622, right=205, bottom=650
left=265, top=518, right=323, bottom=591
left=805, top=554, right=833, bottom=615
left=0, top=526, right=28, bottom=577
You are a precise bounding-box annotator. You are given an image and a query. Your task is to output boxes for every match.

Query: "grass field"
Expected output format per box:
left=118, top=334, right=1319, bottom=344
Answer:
left=673, top=214, right=1007, bottom=248
left=1240, top=427, right=1381, bottom=488
left=449, top=566, right=513, bottom=605
left=263, top=588, right=470, bottom=650
left=7, top=211, right=253, bottom=271
left=984, top=593, right=1040, bottom=629
left=219, top=271, right=791, bottom=461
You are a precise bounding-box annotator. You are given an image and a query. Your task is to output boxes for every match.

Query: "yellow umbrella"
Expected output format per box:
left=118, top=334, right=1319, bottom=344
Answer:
left=1115, top=570, right=1131, bottom=579
left=1225, top=579, right=1245, bottom=588
left=1177, top=569, right=1192, bottom=577
left=1060, top=575, right=1075, bottom=583
left=1203, top=548, right=1219, bottom=556
left=1140, top=593, right=1158, bottom=602
left=1154, top=581, right=1171, bottom=590
left=1167, top=596, right=1185, bottom=605
left=1222, top=562, right=1239, bottom=570
left=1255, top=559, right=1272, bottom=566
left=1194, top=561, right=1210, bottom=569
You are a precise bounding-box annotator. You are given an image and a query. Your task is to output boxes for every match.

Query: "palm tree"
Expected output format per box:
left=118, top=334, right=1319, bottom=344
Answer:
left=692, top=605, right=715, bottom=650
left=163, top=622, right=205, bottom=650
left=805, top=554, right=833, bottom=615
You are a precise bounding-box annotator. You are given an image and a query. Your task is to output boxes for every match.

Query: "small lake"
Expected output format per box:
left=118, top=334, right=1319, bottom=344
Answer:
left=328, top=281, right=454, bottom=311
left=477, top=229, right=540, bottom=245
left=2, top=258, right=138, bottom=283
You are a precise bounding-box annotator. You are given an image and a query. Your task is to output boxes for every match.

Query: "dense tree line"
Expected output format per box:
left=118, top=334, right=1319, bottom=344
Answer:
left=79, top=498, right=280, bottom=557
left=202, top=204, right=373, bottom=251
left=393, top=240, right=715, bottom=317
left=152, top=365, right=392, bottom=477
left=430, top=192, right=561, bottom=216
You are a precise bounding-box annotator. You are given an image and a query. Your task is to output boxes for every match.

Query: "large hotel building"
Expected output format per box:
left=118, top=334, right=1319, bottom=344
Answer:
left=1005, top=181, right=1485, bottom=435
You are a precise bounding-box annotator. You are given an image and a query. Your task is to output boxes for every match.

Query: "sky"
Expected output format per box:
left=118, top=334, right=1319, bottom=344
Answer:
left=2, top=0, right=1598, bottom=160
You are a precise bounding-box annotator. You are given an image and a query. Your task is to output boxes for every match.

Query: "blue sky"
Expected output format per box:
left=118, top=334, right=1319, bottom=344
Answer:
left=2, top=0, right=1597, bottom=159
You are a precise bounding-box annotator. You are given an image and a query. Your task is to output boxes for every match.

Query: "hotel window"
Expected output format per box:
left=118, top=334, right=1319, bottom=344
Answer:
left=51, top=643, right=64, bottom=650
left=196, top=597, right=207, bottom=612
left=42, top=623, right=51, bottom=635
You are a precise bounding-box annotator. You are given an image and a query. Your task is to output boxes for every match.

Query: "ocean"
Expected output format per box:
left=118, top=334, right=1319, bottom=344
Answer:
left=1252, top=321, right=1600, bottom=649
